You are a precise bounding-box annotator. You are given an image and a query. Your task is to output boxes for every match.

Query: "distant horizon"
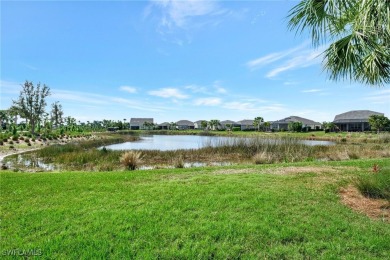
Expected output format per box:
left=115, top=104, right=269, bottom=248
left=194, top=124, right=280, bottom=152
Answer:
left=2, top=1, right=389, bottom=123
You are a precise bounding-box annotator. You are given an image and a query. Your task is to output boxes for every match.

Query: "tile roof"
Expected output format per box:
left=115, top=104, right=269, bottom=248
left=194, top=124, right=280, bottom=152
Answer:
left=333, top=110, right=384, bottom=122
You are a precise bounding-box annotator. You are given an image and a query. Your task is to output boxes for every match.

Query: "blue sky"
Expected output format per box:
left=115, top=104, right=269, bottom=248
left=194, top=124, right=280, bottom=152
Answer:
left=1, top=0, right=389, bottom=123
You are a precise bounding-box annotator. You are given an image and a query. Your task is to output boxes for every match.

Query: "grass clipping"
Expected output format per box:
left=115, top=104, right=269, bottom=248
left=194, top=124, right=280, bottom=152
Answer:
left=120, top=151, right=142, bottom=170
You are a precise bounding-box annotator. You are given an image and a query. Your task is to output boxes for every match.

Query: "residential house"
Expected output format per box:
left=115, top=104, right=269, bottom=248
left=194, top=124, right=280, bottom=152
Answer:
left=176, top=120, right=195, bottom=130
left=220, top=120, right=239, bottom=130
left=129, top=118, right=154, bottom=130
left=333, top=110, right=384, bottom=132
left=237, top=119, right=255, bottom=131
left=271, top=116, right=322, bottom=131
left=158, top=122, right=170, bottom=130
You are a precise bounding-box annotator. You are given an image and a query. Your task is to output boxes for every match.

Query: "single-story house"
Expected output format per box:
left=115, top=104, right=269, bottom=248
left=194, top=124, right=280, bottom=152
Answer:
left=129, top=118, right=154, bottom=130
left=176, top=120, right=195, bottom=130
left=333, top=110, right=384, bottom=132
left=158, top=122, right=170, bottom=130
left=237, top=119, right=255, bottom=131
left=271, top=116, right=322, bottom=131
left=220, top=120, right=240, bottom=130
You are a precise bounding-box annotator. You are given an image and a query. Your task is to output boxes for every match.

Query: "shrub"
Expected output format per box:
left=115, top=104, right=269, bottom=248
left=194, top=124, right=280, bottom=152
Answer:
left=356, top=167, right=390, bottom=200
left=12, top=136, right=18, bottom=141
left=98, top=163, right=113, bottom=171
left=0, top=141, right=3, bottom=145
left=347, top=152, right=360, bottom=160
left=253, top=152, right=274, bottom=164
left=8, top=141, right=13, bottom=145
left=173, top=155, right=185, bottom=168
left=120, top=151, right=142, bottom=170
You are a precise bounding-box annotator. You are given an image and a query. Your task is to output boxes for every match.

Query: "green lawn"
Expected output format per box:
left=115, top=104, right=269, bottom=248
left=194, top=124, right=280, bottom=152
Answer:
left=1, top=159, right=389, bottom=258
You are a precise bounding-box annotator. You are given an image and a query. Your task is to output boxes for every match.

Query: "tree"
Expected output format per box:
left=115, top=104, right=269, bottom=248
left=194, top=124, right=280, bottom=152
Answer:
left=168, top=122, right=177, bottom=130
left=288, top=121, right=303, bottom=132
left=201, top=120, right=208, bottom=131
left=323, top=121, right=337, bottom=132
left=209, top=119, right=220, bottom=131
left=0, top=110, right=10, bottom=130
left=263, top=121, right=271, bottom=131
left=50, top=101, right=64, bottom=128
left=253, top=117, right=264, bottom=131
left=368, top=115, right=390, bottom=133
left=288, top=0, right=390, bottom=86
left=12, top=81, right=51, bottom=134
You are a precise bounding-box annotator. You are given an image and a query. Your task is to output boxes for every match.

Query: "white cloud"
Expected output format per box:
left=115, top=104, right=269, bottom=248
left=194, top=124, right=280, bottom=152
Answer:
left=148, top=87, right=189, bottom=99
left=364, top=89, right=390, bottom=104
left=194, top=97, right=222, bottom=106
left=185, top=84, right=207, bottom=93
left=301, top=89, right=324, bottom=93
left=0, top=80, right=21, bottom=94
left=111, top=98, right=167, bottom=112
left=246, top=42, right=309, bottom=70
left=265, top=47, right=325, bottom=78
left=246, top=42, right=326, bottom=78
left=51, top=90, right=109, bottom=105
left=283, top=81, right=296, bottom=86
left=21, top=63, right=38, bottom=71
left=119, top=86, right=137, bottom=94
left=213, top=81, right=227, bottom=94
left=223, top=101, right=285, bottom=113
left=150, top=0, right=224, bottom=30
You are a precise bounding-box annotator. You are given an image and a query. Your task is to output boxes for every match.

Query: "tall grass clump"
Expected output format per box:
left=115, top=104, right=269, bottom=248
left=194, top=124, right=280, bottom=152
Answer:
left=120, top=151, right=142, bottom=170
left=377, top=133, right=390, bottom=143
left=173, top=155, right=185, bottom=168
left=252, top=151, right=274, bottom=164
left=356, top=167, right=390, bottom=200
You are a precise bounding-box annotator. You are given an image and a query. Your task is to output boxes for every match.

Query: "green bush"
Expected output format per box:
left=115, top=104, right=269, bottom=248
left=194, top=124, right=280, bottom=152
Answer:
left=356, top=167, right=390, bottom=200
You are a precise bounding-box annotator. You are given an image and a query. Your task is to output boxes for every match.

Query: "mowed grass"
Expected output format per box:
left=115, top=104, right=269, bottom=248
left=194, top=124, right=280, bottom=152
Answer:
left=1, top=159, right=389, bottom=258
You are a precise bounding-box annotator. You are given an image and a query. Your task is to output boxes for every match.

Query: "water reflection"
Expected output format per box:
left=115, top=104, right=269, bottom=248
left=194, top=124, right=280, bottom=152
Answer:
left=103, top=135, right=334, bottom=151
left=5, top=154, right=57, bottom=171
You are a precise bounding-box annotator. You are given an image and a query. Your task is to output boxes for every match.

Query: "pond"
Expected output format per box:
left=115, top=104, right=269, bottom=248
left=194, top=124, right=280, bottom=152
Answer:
left=102, top=135, right=334, bottom=151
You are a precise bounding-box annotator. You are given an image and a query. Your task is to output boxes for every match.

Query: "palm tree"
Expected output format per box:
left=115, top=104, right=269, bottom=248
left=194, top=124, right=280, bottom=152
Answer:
left=169, top=122, right=177, bottom=130
left=209, top=119, right=220, bottom=131
left=253, top=117, right=264, bottom=131
left=264, top=121, right=271, bottom=132
left=288, top=0, right=390, bottom=86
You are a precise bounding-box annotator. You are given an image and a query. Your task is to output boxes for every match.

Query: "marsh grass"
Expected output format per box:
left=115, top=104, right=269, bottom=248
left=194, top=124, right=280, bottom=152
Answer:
left=173, top=155, right=185, bottom=168
left=120, top=151, right=142, bottom=170
left=4, top=135, right=390, bottom=171
left=356, top=167, right=390, bottom=200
